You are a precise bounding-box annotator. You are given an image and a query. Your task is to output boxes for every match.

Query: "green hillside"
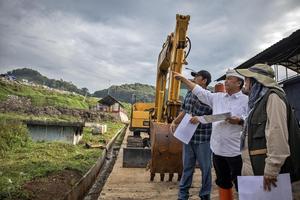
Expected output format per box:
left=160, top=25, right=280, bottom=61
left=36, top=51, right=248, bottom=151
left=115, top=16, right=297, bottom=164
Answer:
left=4, top=68, right=157, bottom=104
left=0, top=79, right=98, bottom=109
left=7, top=68, right=89, bottom=96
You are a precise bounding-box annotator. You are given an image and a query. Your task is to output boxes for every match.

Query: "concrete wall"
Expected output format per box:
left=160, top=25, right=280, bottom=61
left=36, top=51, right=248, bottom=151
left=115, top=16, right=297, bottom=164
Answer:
left=27, top=124, right=83, bottom=145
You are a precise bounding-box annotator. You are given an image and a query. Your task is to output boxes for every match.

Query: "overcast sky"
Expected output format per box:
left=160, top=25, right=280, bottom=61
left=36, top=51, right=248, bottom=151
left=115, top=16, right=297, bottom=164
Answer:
left=0, top=0, right=300, bottom=92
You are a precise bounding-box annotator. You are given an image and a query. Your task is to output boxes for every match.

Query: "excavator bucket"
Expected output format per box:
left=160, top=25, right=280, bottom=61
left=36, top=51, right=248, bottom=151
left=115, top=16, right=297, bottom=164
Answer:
left=149, top=121, right=182, bottom=181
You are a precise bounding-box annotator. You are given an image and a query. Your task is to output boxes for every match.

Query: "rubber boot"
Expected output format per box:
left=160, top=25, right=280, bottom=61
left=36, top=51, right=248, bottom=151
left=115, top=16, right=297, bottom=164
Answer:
left=218, top=187, right=233, bottom=200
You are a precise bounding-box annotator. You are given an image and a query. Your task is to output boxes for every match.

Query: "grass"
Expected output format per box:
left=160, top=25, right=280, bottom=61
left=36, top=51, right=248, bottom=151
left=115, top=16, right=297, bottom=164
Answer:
left=0, top=118, right=125, bottom=199
left=121, top=101, right=132, bottom=116
left=0, top=119, right=29, bottom=158
left=0, top=79, right=99, bottom=109
left=0, top=112, right=81, bottom=123
left=0, top=142, right=102, bottom=199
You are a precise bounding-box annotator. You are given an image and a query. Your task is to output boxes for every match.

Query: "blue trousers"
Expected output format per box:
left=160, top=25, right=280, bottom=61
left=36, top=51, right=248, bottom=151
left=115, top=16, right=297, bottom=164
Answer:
left=178, top=142, right=212, bottom=200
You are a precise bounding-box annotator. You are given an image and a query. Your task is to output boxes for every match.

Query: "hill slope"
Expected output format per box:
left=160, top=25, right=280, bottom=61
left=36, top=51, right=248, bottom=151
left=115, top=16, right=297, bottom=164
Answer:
left=7, top=68, right=89, bottom=96
left=5, top=68, right=192, bottom=105
left=93, top=83, right=156, bottom=103
left=0, top=78, right=97, bottom=109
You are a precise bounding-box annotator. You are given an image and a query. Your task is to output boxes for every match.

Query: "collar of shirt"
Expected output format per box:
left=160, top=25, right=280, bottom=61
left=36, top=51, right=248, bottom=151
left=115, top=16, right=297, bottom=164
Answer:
left=225, top=90, right=243, bottom=99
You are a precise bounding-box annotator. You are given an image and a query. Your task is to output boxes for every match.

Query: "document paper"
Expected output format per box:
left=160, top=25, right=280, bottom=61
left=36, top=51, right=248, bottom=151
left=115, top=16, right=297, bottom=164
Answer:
left=174, top=114, right=198, bottom=144
left=238, top=173, right=292, bottom=200
left=202, top=112, right=231, bottom=123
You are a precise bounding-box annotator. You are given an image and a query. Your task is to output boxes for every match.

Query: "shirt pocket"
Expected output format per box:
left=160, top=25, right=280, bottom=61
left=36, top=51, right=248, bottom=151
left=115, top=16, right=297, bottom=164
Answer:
left=249, top=111, right=267, bottom=139
left=231, top=103, right=246, bottom=117
left=250, top=120, right=267, bottom=139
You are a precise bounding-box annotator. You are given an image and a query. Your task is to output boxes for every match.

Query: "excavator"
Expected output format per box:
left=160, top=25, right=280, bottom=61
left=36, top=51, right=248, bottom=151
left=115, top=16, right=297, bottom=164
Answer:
left=124, top=14, right=191, bottom=181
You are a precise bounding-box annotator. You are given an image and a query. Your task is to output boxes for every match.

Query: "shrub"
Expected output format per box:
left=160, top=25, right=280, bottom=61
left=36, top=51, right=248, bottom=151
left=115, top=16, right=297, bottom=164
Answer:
left=0, top=119, right=30, bottom=157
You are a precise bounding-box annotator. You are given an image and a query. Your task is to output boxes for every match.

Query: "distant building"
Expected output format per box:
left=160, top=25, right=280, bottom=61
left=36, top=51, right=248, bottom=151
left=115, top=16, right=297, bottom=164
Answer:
left=96, top=95, right=124, bottom=113
left=22, top=79, right=28, bottom=83
left=0, top=73, right=16, bottom=81
left=93, top=95, right=129, bottom=123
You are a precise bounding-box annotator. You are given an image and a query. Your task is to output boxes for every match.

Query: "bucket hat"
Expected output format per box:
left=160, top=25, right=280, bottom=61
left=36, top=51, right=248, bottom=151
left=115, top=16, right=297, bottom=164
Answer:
left=236, top=63, right=281, bottom=90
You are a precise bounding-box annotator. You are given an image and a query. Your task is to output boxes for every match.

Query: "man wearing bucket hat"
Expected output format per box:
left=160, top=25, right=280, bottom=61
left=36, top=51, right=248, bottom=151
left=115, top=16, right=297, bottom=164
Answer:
left=173, top=69, right=248, bottom=200
left=236, top=63, right=300, bottom=195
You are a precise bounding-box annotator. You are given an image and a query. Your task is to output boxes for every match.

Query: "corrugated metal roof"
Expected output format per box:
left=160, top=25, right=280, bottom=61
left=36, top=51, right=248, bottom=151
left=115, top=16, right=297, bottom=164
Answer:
left=216, top=29, right=300, bottom=81
left=98, top=95, right=124, bottom=107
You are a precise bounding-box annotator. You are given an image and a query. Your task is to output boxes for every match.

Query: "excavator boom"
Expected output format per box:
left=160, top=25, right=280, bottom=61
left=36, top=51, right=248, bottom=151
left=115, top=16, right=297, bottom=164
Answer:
left=154, top=14, right=190, bottom=123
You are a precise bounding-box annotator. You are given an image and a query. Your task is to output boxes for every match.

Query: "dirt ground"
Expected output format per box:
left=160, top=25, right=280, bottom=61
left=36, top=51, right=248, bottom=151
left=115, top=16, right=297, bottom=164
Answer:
left=99, top=129, right=237, bottom=200
left=22, top=169, right=82, bottom=200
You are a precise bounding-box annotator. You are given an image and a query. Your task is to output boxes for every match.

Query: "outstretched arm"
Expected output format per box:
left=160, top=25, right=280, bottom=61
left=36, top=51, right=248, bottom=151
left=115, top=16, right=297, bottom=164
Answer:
left=173, top=71, right=196, bottom=90
left=173, top=71, right=214, bottom=107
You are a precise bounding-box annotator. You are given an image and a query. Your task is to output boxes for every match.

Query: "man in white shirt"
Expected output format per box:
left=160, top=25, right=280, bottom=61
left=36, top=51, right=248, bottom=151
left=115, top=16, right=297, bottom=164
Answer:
left=174, top=69, right=248, bottom=200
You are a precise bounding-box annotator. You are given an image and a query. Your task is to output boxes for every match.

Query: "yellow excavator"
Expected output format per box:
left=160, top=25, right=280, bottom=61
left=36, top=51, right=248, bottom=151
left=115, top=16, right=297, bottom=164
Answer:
left=124, top=14, right=191, bottom=181
left=149, top=14, right=190, bottom=181
left=129, top=102, right=155, bottom=137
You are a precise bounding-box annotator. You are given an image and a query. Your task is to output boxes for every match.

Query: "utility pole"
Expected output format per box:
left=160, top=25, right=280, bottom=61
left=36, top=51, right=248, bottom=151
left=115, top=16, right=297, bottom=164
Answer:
left=107, top=80, right=111, bottom=95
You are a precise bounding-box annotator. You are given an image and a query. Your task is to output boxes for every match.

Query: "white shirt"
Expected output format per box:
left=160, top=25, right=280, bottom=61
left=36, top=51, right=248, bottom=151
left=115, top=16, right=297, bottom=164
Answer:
left=192, top=85, right=248, bottom=157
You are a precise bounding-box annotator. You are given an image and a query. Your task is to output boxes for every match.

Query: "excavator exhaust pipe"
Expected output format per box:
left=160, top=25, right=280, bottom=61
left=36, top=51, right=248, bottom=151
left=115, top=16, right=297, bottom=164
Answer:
left=149, top=121, right=182, bottom=181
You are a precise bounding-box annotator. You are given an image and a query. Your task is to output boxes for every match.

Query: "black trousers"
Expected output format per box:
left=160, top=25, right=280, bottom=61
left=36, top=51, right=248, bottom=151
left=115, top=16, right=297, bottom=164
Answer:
left=213, top=153, right=242, bottom=191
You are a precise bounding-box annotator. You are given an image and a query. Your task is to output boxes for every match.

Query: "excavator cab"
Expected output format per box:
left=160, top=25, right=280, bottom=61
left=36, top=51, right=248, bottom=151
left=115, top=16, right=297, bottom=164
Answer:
left=129, top=102, right=155, bottom=137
